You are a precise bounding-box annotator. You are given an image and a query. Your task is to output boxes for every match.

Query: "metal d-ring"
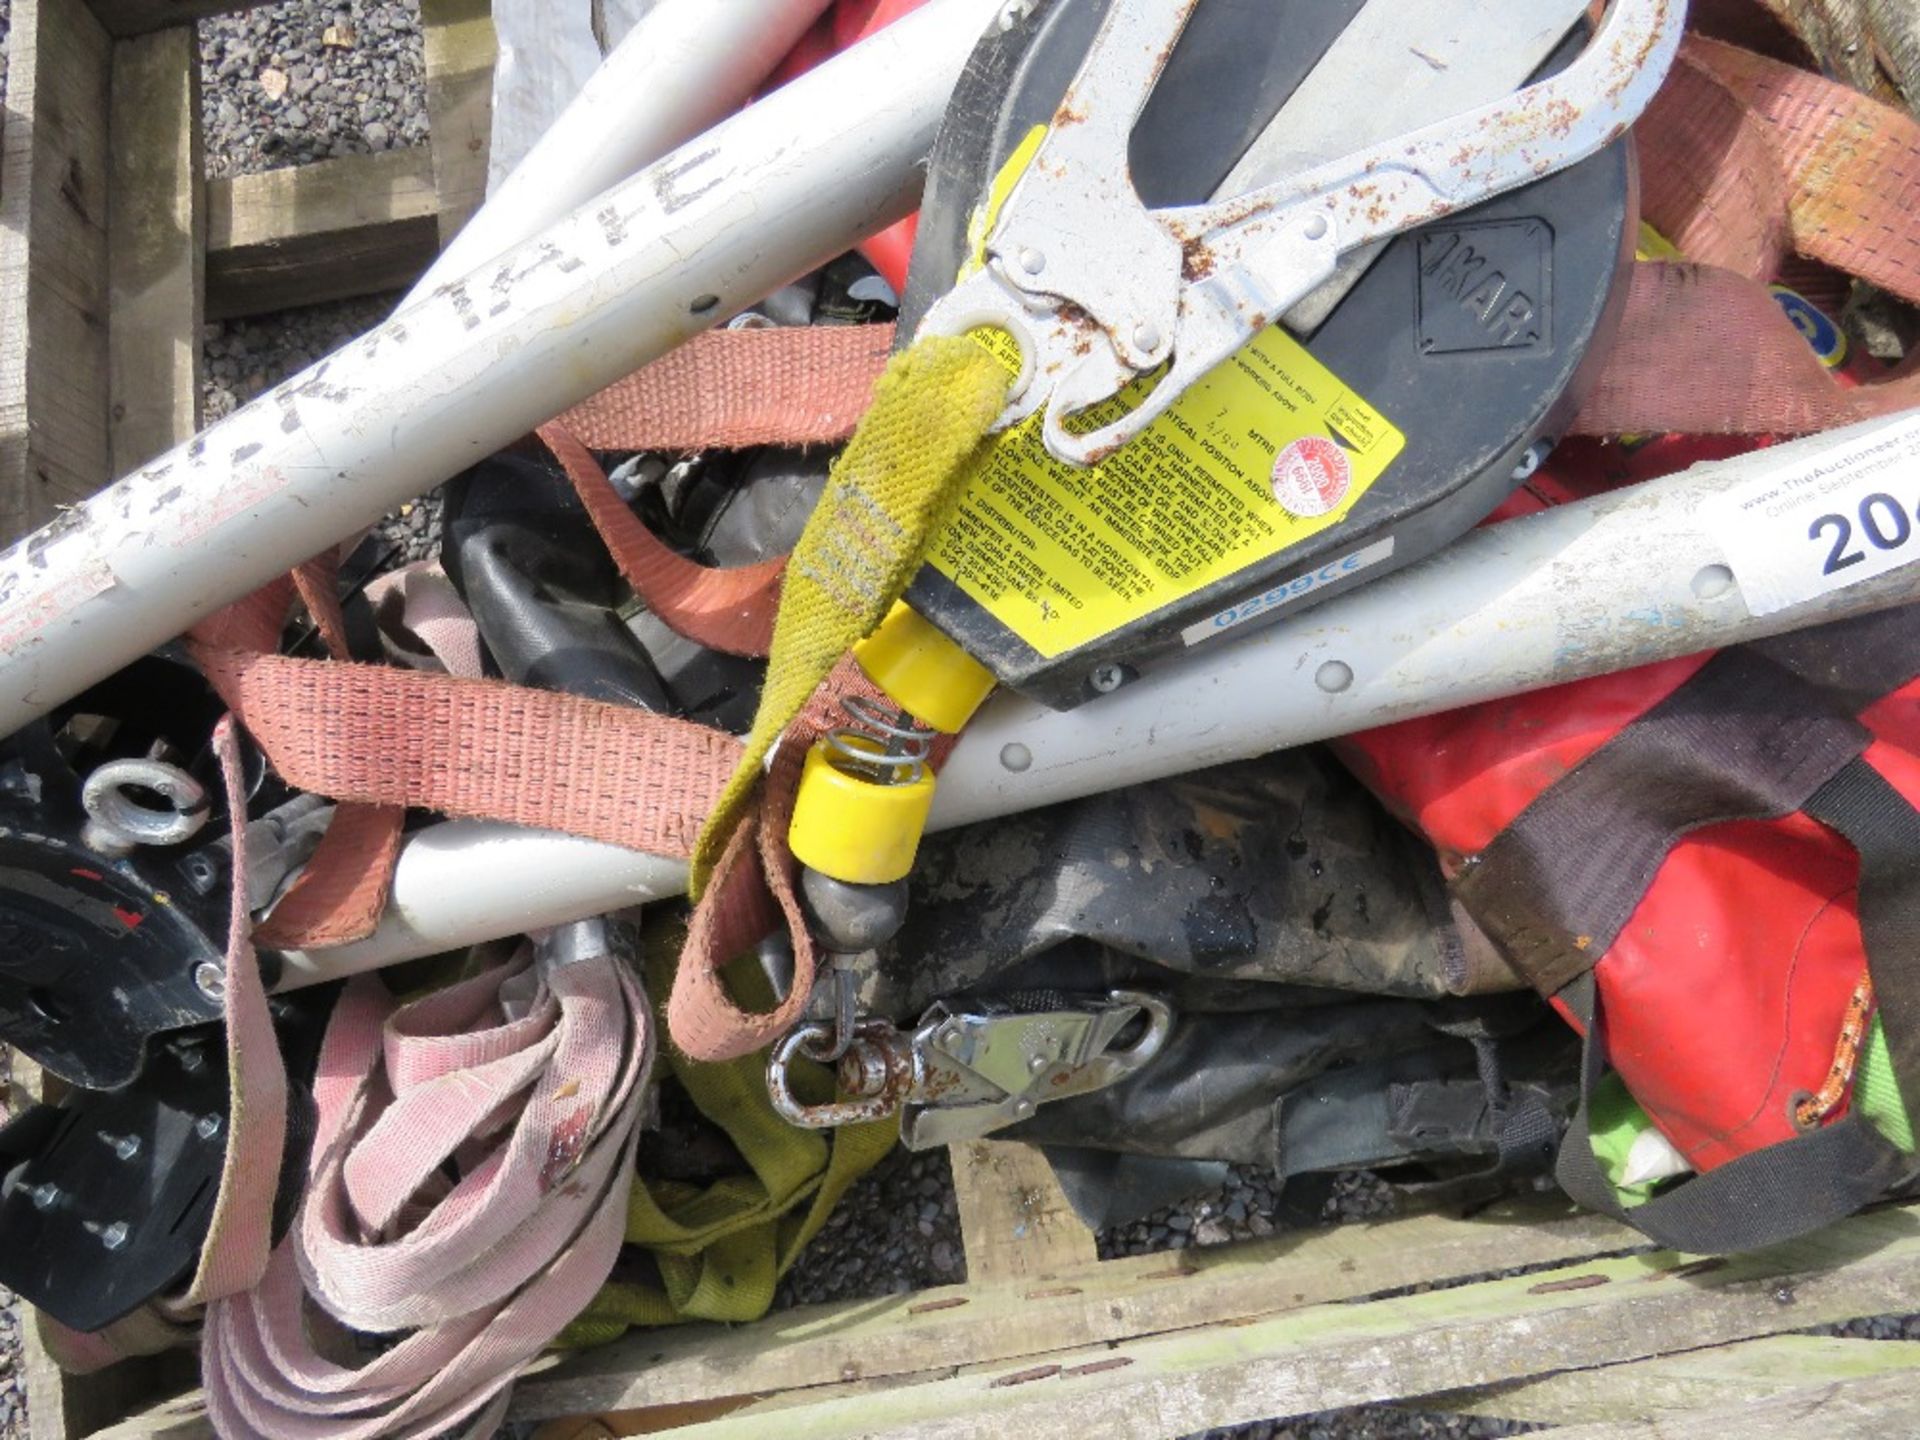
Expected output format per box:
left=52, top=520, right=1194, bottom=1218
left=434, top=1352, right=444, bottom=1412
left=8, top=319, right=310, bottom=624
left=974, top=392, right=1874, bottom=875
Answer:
left=81, top=758, right=211, bottom=856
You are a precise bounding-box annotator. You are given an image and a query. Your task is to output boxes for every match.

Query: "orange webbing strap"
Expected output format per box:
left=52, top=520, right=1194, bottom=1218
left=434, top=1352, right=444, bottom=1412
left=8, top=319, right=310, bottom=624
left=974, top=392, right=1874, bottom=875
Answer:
left=1572, top=260, right=1920, bottom=434
left=664, top=656, right=963, bottom=1063
left=556, top=323, right=895, bottom=453
left=664, top=657, right=866, bottom=1063
left=1663, top=35, right=1920, bottom=304
left=1635, top=44, right=1795, bottom=278
left=194, top=642, right=740, bottom=858
left=537, top=423, right=786, bottom=658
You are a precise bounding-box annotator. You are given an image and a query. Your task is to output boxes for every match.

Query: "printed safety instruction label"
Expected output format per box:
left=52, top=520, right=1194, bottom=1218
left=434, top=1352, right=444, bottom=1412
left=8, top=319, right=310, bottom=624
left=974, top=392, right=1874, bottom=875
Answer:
left=924, top=325, right=1406, bottom=659
left=1711, top=414, right=1920, bottom=618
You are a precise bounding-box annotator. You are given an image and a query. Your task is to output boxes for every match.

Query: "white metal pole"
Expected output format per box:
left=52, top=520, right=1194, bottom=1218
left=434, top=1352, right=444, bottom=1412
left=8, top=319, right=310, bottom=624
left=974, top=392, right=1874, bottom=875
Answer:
left=0, top=0, right=1001, bottom=740
left=276, top=411, right=1920, bottom=984
left=412, top=0, right=838, bottom=303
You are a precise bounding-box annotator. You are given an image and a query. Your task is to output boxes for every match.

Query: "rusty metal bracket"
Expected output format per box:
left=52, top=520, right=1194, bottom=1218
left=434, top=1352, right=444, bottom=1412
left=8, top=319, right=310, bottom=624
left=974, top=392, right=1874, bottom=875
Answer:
left=917, top=0, right=1685, bottom=464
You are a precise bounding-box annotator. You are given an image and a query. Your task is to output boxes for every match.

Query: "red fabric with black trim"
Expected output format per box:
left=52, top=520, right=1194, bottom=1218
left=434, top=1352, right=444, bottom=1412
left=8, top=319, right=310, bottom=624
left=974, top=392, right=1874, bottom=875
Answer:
left=1339, top=477, right=1920, bottom=1172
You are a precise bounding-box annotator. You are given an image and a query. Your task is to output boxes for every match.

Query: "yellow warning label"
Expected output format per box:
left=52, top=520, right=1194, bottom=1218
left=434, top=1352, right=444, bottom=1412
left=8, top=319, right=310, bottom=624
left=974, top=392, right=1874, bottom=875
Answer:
left=925, top=325, right=1407, bottom=659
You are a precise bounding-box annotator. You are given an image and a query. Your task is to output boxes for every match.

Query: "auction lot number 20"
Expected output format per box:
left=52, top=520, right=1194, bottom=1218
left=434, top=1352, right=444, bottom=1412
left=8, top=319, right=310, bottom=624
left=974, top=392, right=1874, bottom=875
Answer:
left=1810, top=492, right=1916, bottom=575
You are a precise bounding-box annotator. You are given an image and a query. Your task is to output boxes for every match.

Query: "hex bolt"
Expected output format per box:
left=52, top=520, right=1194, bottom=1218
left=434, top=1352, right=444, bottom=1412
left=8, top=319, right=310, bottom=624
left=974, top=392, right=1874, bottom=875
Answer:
left=100, top=1131, right=140, bottom=1161
left=193, top=961, right=227, bottom=1002
left=196, top=1113, right=224, bottom=1142
left=1090, top=664, right=1126, bottom=694
left=1018, top=247, right=1046, bottom=276
left=99, top=1221, right=130, bottom=1251
left=29, top=1182, right=61, bottom=1212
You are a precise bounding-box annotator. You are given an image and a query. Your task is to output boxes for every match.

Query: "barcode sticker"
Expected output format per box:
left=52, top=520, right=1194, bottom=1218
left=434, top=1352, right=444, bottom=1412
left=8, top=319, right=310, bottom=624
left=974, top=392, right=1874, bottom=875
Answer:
left=1712, top=416, right=1920, bottom=617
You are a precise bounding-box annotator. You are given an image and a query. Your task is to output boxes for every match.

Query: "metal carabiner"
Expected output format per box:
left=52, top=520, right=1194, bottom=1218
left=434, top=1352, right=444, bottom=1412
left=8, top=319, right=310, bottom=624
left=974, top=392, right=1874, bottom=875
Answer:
left=918, top=0, right=1684, bottom=465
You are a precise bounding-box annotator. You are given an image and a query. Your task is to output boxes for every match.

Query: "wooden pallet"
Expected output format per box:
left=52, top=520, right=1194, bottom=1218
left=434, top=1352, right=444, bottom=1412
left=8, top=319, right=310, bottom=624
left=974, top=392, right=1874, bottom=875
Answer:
left=7, top=4, right=1920, bottom=1438
left=0, top=0, right=492, bottom=544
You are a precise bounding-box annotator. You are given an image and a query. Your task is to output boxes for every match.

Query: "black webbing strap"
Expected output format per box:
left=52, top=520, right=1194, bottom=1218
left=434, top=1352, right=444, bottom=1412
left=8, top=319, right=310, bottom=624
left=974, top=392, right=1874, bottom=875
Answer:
left=1805, top=759, right=1920, bottom=1124
left=1455, top=610, right=1920, bottom=997
left=1749, top=606, right=1920, bottom=715
left=1552, top=971, right=1913, bottom=1254
left=1452, top=608, right=1920, bottom=1252
left=1454, top=649, right=1871, bottom=993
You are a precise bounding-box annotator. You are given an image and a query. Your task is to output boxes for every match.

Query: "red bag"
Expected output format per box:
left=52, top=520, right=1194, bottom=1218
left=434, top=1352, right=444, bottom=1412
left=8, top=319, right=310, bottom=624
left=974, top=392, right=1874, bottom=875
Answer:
left=1336, top=467, right=1920, bottom=1251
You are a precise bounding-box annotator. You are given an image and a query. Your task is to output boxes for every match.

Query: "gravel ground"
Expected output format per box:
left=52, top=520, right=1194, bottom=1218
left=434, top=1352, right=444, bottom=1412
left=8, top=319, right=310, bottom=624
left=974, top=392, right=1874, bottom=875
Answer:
left=200, top=0, right=427, bottom=177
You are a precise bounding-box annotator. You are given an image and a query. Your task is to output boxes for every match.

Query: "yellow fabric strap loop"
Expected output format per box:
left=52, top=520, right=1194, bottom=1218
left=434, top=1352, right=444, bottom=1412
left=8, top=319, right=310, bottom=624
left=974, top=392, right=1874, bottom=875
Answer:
left=687, top=334, right=1010, bottom=893
left=559, top=942, right=898, bottom=1342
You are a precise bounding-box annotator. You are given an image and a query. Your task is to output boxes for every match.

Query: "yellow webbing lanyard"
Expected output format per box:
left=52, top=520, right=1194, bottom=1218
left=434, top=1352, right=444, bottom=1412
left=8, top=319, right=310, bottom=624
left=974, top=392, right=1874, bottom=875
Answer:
left=687, top=334, right=1009, bottom=893
left=559, top=937, right=898, bottom=1341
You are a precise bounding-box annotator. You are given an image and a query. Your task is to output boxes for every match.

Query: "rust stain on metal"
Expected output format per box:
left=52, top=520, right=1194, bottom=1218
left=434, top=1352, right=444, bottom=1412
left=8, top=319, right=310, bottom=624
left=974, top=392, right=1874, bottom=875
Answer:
left=1023, top=1285, right=1083, bottom=1300
left=1181, top=235, right=1216, bottom=283
left=1527, top=1272, right=1610, bottom=1295
left=991, top=1364, right=1062, bottom=1389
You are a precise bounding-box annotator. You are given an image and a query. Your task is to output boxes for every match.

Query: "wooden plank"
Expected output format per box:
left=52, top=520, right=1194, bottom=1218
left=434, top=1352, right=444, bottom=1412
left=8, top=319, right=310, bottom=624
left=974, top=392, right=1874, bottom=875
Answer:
left=656, top=1206, right=1920, bottom=1440
left=497, top=1195, right=1632, bottom=1427
left=419, top=0, right=497, bottom=250
left=0, top=0, right=114, bottom=546
left=106, top=24, right=204, bottom=477
left=1430, top=1335, right=1920, bottom=1426
left=949, top=1141, right=1098, bottom=1285
left=81, top=1, right=262, bottom=40
left=1539, top=1368, right=1920, bottom=1440
left=97, top=1196, right=1641, bottom=1436
left=205, top=148, right=442, bottom=318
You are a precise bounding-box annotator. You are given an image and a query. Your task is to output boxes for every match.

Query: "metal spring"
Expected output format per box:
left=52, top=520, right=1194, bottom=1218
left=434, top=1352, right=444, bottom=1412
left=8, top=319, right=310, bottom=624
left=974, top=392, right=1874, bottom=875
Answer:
left=823, top=693, right=933, bottom=786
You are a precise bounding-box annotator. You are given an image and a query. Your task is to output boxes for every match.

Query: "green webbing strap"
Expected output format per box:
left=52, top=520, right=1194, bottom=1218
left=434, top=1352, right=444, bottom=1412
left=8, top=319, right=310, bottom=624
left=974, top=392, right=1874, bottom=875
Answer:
left=1857, top=1018, right=1916, bottom=1152
left=687, top=335, right=1010, bottom=893
left=559, top=938, right=898, bottom=1343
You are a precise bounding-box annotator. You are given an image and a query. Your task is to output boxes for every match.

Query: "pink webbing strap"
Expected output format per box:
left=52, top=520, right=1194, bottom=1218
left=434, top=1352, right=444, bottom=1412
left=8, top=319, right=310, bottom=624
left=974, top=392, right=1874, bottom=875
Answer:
left=34, top=719, right=290, bottom=1375
left=204, top=931, right=653, bottom=1440
left=556, top=323, right=896, bottom=453
left=538, top=422, right=786, bottom=658
left=182, top=718, right=292, bottom=1306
